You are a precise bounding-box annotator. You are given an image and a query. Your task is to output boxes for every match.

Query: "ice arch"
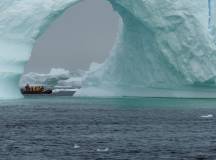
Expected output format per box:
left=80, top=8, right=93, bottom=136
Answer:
left=0, top=0, right=216, bottom=99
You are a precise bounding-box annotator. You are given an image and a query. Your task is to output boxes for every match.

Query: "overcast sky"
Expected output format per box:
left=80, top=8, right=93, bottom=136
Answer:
left=25, top=0, right=120, bottom=73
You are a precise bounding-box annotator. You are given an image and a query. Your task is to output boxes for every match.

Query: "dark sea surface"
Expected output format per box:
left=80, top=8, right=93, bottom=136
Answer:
left=1, top=97, right=216, bottom=159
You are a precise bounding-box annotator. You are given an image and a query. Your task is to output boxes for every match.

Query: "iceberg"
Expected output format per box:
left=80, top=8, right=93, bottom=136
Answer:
left=1, top=0, right=216, bottom=99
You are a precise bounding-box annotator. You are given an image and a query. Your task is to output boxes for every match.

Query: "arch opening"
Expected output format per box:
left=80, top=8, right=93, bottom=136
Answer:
left=25, top=0, right=120, bottom=73
left=20, top=0, right=120, bottom=91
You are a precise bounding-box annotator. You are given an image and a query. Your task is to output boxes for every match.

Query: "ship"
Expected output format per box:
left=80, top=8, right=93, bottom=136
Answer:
left=21, top=84, right=77, bottom=96
left=21, top=84, right=52, bottom=95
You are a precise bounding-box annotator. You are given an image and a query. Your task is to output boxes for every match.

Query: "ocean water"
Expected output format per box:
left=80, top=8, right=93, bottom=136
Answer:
left=1, top=97, right=216, bottom=159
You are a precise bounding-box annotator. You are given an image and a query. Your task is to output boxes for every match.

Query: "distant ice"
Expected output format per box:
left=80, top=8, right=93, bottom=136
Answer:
left=20, top=68, right=84, bottom=89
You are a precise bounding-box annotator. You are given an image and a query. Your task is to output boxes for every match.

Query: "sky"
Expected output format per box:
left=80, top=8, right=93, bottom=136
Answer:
left=25, top=0, right=120, bottom=73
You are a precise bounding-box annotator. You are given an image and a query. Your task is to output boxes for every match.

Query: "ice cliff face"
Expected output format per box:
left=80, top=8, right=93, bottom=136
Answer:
left=80, top=0, right=216, bottom=97
left=1, top=0, right=216, bottom=99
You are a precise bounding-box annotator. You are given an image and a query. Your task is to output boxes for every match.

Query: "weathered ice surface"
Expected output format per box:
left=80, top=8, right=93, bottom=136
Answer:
left=79, top=0, right=216, bottom=98
left=1, top=0, right=216, bottom=99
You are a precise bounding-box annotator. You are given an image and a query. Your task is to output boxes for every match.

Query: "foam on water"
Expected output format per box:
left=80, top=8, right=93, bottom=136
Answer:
left=200, top=114, right=214, bottom=118
left=96, top=147, right=109, bottom=152
left=73, top=144, right=80, bottom=149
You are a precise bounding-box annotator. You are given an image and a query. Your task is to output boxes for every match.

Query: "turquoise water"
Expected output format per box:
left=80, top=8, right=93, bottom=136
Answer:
left=1, top=96, right=216, bottom=159
left=3, top=96, right=216, bottom=108
left=3, top=96, right=216, bottom=112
